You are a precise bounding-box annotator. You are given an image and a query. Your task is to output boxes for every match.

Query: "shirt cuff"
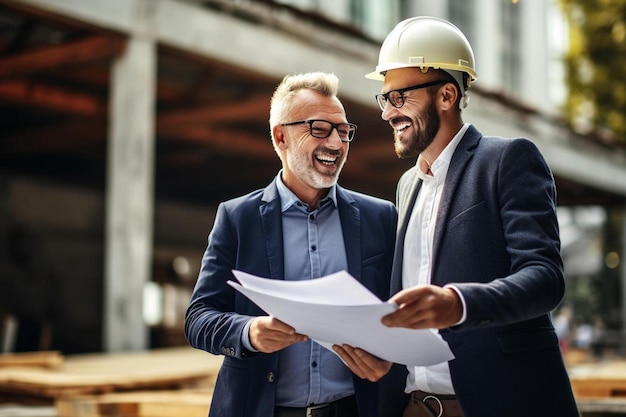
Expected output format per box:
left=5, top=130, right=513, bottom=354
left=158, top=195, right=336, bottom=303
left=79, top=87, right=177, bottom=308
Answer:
left=444, top=284, right=467, bottom=326
left=242, top=318, right=259, bottom=352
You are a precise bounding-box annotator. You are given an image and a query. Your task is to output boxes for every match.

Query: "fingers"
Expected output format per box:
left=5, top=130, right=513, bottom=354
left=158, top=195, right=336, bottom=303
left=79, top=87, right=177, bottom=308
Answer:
left=382, top=286, right=462, bottom=329
left=382, top=286, right=430, bottom=328
left=333, top=344, right=391, bottom=382
left=249, top=316, right=308, bottom=353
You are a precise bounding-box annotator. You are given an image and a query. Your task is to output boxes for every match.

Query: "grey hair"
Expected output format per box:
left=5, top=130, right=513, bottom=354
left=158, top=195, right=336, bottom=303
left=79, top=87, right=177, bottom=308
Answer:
left=269, top=72, right=339, bottom=141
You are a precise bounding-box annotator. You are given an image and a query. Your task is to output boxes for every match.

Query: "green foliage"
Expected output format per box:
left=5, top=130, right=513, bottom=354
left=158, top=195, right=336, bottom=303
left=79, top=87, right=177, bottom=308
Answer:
left=558, top=0, right=626, bottom=143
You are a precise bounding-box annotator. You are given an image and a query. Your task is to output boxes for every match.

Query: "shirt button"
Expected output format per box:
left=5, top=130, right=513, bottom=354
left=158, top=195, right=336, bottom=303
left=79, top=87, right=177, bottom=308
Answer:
left=267, top=372, right=276, bottom=383
left=309, top=214, right=315, bottom=220
left=311, top=245, right=317, bottom=251
left=312, top=361, right=317, bottom=367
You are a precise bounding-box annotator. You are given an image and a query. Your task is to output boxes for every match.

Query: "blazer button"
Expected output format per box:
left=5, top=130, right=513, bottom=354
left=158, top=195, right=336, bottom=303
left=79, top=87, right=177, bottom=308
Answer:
left=221, top=346, right=235, bottom=356
left=267, top=372, right=276, bottom=383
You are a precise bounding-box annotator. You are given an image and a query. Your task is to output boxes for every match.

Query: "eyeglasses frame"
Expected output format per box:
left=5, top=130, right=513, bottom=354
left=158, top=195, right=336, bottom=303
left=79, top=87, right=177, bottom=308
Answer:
left=280, top=119, right=357, bottom=143
left=375, top=79, right=448, bottom=111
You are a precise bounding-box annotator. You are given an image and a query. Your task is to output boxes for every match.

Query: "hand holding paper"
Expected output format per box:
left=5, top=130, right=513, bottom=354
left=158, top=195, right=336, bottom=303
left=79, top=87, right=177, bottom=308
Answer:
left=228, top=270, right=454, bottom=366
left=248, top=315, right=308, bottom=353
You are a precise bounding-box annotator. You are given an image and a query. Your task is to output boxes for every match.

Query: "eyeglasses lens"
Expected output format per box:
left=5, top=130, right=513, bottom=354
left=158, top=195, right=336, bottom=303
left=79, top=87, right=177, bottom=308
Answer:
left=376, top=92, right=404, bottom=111
left=310, top=120, right=354, bottom=142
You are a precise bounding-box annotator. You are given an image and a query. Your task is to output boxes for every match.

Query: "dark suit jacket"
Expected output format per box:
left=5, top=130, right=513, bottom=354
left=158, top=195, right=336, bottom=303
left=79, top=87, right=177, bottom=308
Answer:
left=391, top=125, right=579, bottom=417
left=185, top=178, right=406, bottom=417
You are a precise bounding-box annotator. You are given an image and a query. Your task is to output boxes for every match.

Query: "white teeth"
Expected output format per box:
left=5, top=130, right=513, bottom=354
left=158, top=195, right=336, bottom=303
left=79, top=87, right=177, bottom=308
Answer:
left=317, top=155, right=337, bottom=165
left=396, top=122, right=411, bottom=132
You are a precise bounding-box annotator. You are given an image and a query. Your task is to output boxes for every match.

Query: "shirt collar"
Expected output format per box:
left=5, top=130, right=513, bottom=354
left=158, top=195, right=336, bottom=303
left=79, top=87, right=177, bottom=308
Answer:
left=275, top=170, right=338, bottom=212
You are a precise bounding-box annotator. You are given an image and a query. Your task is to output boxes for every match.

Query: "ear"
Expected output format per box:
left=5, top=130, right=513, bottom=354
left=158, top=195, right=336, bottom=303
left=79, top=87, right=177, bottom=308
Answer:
left=272, top=125, right=287, bottom=150
left=440, top=82, right=459, bottom=111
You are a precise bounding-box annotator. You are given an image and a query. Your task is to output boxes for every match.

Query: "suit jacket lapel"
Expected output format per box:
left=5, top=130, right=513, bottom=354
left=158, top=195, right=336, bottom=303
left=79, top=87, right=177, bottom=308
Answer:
left=260, top=180, right=285, bottom=280
left=336, top=186, right=361, bottom=280
left=431, top=126, right=481, bottom=285
left=397, top=171, right=422, bottom=243
left=391, top=169, right=422, bottom=294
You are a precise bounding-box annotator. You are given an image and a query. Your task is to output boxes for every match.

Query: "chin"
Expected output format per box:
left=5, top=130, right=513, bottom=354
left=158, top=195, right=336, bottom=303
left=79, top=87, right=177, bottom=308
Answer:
left=394, top=143, right=408, bottom=159
left=319, top=176, right=338, bottom=188
left=308, top=172, right=338, bottom=189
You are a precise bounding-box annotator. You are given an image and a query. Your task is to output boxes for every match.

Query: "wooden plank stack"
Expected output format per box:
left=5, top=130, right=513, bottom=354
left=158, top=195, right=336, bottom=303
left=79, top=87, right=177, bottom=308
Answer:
left=0, top=346, right=222, bottom=417
left=567, top=355, right=626, bottom=416
left=55, top=389, right=213, bottom=417
left=569, top=360, right=626, bottom=398
left=0, top=351, right=63, bottom=369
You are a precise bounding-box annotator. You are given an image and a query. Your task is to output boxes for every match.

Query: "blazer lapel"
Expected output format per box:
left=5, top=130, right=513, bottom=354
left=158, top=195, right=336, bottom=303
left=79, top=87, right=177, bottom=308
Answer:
left=259, top=180, right=285, bottom=280
left=397, top=171, right=422, bottom=244
left=336, top=186, right=361, bottom=280
left=431, top=126, right=481, bottom=284
left=391, top=169, right=422, bottom=294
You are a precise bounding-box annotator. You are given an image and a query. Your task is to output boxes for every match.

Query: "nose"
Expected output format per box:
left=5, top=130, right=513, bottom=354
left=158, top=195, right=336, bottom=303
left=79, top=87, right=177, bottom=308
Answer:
left=325, top=128, right=345, bottom=148
left=381, top=101, right=396, bottom=121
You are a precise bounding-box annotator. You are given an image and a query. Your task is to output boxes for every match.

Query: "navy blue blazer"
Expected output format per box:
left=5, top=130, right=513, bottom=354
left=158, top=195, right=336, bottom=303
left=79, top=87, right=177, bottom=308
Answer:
left=391, top=125, right=578, bottom=417
left=185, top=179, right=405, bottom=417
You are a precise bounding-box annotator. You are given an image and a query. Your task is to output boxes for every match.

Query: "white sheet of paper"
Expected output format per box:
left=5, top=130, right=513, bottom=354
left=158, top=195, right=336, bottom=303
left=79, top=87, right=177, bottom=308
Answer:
left=228, top=270, right=454, bottom=366
left=232, top=269, right=382, bottom=305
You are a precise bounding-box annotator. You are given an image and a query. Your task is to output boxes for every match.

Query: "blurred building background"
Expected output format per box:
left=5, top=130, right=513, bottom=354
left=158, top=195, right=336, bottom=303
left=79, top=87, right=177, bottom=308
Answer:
left=0, top=0, right=625, bottom=356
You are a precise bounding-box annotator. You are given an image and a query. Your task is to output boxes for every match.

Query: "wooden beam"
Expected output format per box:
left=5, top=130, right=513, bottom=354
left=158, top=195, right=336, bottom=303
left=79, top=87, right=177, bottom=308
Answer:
left=0, top=79, right=106, bottom=115
left=0, top=35, right=126, bottom=79
left=162, top=126, right=274, bottom=158
left=157, top=95, right=269, bottom=127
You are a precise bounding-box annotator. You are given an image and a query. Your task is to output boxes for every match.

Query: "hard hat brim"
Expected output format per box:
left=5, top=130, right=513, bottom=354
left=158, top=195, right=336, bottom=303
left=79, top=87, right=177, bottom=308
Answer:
left=365, top=70, right=385, bottom=81
left=365, top=64, right=477, bottom=83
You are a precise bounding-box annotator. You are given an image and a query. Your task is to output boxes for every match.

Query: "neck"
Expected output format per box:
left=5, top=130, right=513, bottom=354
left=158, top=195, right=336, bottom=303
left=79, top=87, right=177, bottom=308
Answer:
left=420, top=155, right=433, bottom=176
left=422, top=119, right=464, bottom=171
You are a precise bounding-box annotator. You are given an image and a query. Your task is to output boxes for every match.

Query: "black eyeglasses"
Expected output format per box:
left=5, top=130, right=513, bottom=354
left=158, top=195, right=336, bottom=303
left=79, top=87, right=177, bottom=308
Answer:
left=281, top=119, right=357, bottom=143
left=375, top=79, right=448, bottom=111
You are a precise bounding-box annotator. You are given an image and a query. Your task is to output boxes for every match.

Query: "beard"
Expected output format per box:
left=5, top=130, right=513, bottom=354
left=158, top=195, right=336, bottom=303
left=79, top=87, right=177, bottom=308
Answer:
left=286, top=145, right=346, bottom=189
left=394, top=98, right=440, bottom=159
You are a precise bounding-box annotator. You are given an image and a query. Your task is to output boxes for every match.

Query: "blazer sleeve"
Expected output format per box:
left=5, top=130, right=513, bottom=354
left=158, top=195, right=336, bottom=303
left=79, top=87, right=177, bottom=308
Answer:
left=452, top=138, right=565, bottom=328
left=184, top=202, right=253, bottom=359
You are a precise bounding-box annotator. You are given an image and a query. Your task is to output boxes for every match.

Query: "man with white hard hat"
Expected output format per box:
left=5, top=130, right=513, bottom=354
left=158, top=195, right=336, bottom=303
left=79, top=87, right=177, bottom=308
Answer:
left=334, top=16, right=579, bottom=417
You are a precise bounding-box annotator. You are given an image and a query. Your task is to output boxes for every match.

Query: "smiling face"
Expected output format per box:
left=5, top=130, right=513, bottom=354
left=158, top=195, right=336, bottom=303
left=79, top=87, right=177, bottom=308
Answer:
left=273, top=89, right=349, bottom=204
left=380, top=68, right=442, bottom=159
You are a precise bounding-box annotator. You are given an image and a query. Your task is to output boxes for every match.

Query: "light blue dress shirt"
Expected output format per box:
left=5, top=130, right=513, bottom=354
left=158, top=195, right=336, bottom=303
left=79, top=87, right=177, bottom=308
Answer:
left=242, top=172, right=354, bottom=407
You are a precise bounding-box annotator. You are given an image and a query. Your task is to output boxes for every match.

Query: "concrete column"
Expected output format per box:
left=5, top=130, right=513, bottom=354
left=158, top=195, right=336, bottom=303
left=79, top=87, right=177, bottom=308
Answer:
left=104, top=35, right=156, bottom=352
left=363, top=0, right=400, bottom=39
left=474, top=0, right=500, bottom=90
left=519, top=0, right=551, bottom=111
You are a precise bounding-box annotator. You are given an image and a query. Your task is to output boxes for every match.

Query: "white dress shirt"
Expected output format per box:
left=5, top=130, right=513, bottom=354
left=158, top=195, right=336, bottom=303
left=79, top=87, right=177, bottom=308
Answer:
left=402, top=123, right=470, bottom=395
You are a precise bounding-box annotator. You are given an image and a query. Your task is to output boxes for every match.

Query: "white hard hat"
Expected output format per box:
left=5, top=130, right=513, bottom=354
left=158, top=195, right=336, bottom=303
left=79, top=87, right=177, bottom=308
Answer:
left=366, top=16, right=477, bottom=90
